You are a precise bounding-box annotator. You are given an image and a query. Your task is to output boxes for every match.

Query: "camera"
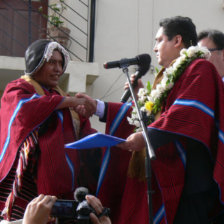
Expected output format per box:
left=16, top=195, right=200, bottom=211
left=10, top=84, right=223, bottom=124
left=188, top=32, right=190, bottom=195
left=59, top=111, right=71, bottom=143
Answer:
left=51, top=187, right=110, bottom=224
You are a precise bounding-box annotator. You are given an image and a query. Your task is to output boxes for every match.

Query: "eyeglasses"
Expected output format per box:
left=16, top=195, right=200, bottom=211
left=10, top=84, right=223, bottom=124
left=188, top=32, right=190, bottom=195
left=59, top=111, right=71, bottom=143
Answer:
left=208, top=48, right=223, bottom=52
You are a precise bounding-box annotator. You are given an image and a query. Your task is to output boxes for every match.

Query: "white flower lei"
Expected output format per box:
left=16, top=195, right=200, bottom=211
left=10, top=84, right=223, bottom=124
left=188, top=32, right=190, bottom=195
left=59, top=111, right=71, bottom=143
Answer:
left=127, top=46, right=210, bottom=131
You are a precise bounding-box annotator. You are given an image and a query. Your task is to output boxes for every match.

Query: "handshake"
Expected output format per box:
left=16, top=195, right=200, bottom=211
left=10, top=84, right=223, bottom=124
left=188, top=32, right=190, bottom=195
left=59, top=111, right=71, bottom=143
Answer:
left=74, top=93, right=98, bottom=118
left=62, top=92, right=98, bottom=118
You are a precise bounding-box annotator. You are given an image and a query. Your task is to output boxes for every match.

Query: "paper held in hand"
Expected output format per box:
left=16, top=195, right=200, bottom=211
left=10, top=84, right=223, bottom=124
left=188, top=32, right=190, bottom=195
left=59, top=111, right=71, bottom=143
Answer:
left=65, top=132, right=125, bottom=149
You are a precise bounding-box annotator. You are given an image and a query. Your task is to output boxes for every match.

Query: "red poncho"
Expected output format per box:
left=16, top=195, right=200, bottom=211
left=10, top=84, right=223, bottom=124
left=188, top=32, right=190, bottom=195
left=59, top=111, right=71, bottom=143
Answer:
left=98, top=59, right=224, bottom=224
left=0, top=78, right=96, bottom=219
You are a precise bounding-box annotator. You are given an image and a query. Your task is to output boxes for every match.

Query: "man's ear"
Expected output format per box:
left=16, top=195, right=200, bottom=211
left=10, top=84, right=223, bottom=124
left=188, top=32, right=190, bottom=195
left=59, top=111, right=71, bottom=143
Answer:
left=173, top=35, right=183, bottom=47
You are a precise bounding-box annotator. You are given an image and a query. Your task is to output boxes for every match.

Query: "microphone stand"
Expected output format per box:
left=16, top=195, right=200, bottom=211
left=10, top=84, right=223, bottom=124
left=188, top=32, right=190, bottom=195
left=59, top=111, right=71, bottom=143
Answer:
left=122, top=65, right=156, bottom=224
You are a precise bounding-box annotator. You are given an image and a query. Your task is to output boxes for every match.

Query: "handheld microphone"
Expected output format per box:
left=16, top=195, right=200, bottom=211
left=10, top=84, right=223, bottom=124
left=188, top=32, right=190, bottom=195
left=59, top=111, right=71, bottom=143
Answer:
left=119, top=54, right=151, bottom=102
left=103, top=53, right=151, bottom=69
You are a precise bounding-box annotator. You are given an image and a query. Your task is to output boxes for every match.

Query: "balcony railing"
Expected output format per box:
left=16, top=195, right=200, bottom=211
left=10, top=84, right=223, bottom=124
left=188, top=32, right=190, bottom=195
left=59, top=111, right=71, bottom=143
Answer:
left=0, top=0, right=96, bottom=62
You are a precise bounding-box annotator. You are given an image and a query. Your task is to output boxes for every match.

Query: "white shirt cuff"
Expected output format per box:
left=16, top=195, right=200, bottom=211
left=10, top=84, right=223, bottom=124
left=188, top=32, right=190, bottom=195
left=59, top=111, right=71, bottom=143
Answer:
left=95, top=99, right=105, bottom=119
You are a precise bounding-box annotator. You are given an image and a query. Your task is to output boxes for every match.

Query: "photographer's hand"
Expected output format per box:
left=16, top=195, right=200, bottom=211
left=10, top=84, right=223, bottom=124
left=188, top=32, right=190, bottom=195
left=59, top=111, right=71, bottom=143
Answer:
left=23, top=194, right=57, bottom=224
left=85, top=195, right=111, bottom=224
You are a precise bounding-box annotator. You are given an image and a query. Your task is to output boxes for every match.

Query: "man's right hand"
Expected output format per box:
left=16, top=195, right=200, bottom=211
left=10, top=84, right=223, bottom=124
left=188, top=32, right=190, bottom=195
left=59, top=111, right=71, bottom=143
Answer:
left=23, top=194, right=57, bottom=224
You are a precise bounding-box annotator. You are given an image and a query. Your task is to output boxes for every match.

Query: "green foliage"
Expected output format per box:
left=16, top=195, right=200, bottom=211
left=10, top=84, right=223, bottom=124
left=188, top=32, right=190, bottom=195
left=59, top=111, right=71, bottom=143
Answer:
left=39, top=0, right=66, bottom=28
left=146, top=81, right=152, bottom=93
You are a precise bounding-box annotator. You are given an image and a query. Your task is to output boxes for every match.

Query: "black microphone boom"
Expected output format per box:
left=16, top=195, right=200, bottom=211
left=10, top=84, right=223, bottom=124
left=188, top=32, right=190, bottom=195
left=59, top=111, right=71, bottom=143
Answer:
left=104, top=54, right=151, bottom=69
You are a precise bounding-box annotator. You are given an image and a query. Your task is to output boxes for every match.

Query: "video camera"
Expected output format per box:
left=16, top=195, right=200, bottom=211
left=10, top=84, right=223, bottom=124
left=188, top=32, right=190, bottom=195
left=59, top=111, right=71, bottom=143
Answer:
left=51, top=187, right=110, bottom=224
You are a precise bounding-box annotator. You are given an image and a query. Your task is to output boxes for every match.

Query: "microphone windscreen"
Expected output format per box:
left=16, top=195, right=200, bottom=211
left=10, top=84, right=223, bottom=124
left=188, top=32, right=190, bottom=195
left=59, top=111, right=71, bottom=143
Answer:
left=74, top=187, right=89, bottom=202
left=137, top=54, right=151, bottom=72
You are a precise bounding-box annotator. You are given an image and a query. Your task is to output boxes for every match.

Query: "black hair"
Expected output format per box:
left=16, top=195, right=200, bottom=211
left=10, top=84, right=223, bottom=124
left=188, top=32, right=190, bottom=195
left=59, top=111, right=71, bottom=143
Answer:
left=198, top=29, right=224, bottom=50
left=159, top=16, right=197, bottom=48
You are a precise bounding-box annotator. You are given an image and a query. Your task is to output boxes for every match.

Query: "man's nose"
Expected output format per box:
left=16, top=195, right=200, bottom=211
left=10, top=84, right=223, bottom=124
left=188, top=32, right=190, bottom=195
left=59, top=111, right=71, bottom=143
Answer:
left=153, top=44, right=157, bottom=52
left=55, top=63, right=63, bottom=72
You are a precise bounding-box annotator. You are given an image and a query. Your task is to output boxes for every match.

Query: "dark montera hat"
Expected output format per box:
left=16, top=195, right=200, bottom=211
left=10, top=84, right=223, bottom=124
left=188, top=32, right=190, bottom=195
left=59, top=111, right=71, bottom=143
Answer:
left=25, top=39, right=69, bottom=75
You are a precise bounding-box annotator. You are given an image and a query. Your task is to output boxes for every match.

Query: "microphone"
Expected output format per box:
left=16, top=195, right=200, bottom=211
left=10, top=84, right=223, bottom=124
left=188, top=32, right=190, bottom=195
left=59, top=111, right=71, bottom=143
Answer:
left=74, top=187, right=89, bottom=202
left=104, top=53, right=151, bottom=69
left=119, top=54, right=151, bottom=102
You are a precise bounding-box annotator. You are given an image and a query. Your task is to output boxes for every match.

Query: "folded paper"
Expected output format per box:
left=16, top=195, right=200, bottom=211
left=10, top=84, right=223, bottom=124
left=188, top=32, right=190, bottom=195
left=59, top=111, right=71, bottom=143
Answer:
left=65, top=132, right=126, bottom=149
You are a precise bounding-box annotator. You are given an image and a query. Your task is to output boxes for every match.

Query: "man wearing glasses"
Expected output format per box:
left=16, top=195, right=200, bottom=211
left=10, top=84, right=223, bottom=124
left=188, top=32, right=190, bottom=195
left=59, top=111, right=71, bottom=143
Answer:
left=198, top=29, right=224, bottom=81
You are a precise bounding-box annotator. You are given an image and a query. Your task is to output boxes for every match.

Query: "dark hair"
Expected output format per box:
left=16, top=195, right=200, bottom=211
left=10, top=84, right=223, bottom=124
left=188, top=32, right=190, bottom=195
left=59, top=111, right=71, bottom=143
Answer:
left=198, top=29, right=224, bottom=50
left=159, top=16, right=197, bottom=48
left=25, top=39, right=67, bottom=75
